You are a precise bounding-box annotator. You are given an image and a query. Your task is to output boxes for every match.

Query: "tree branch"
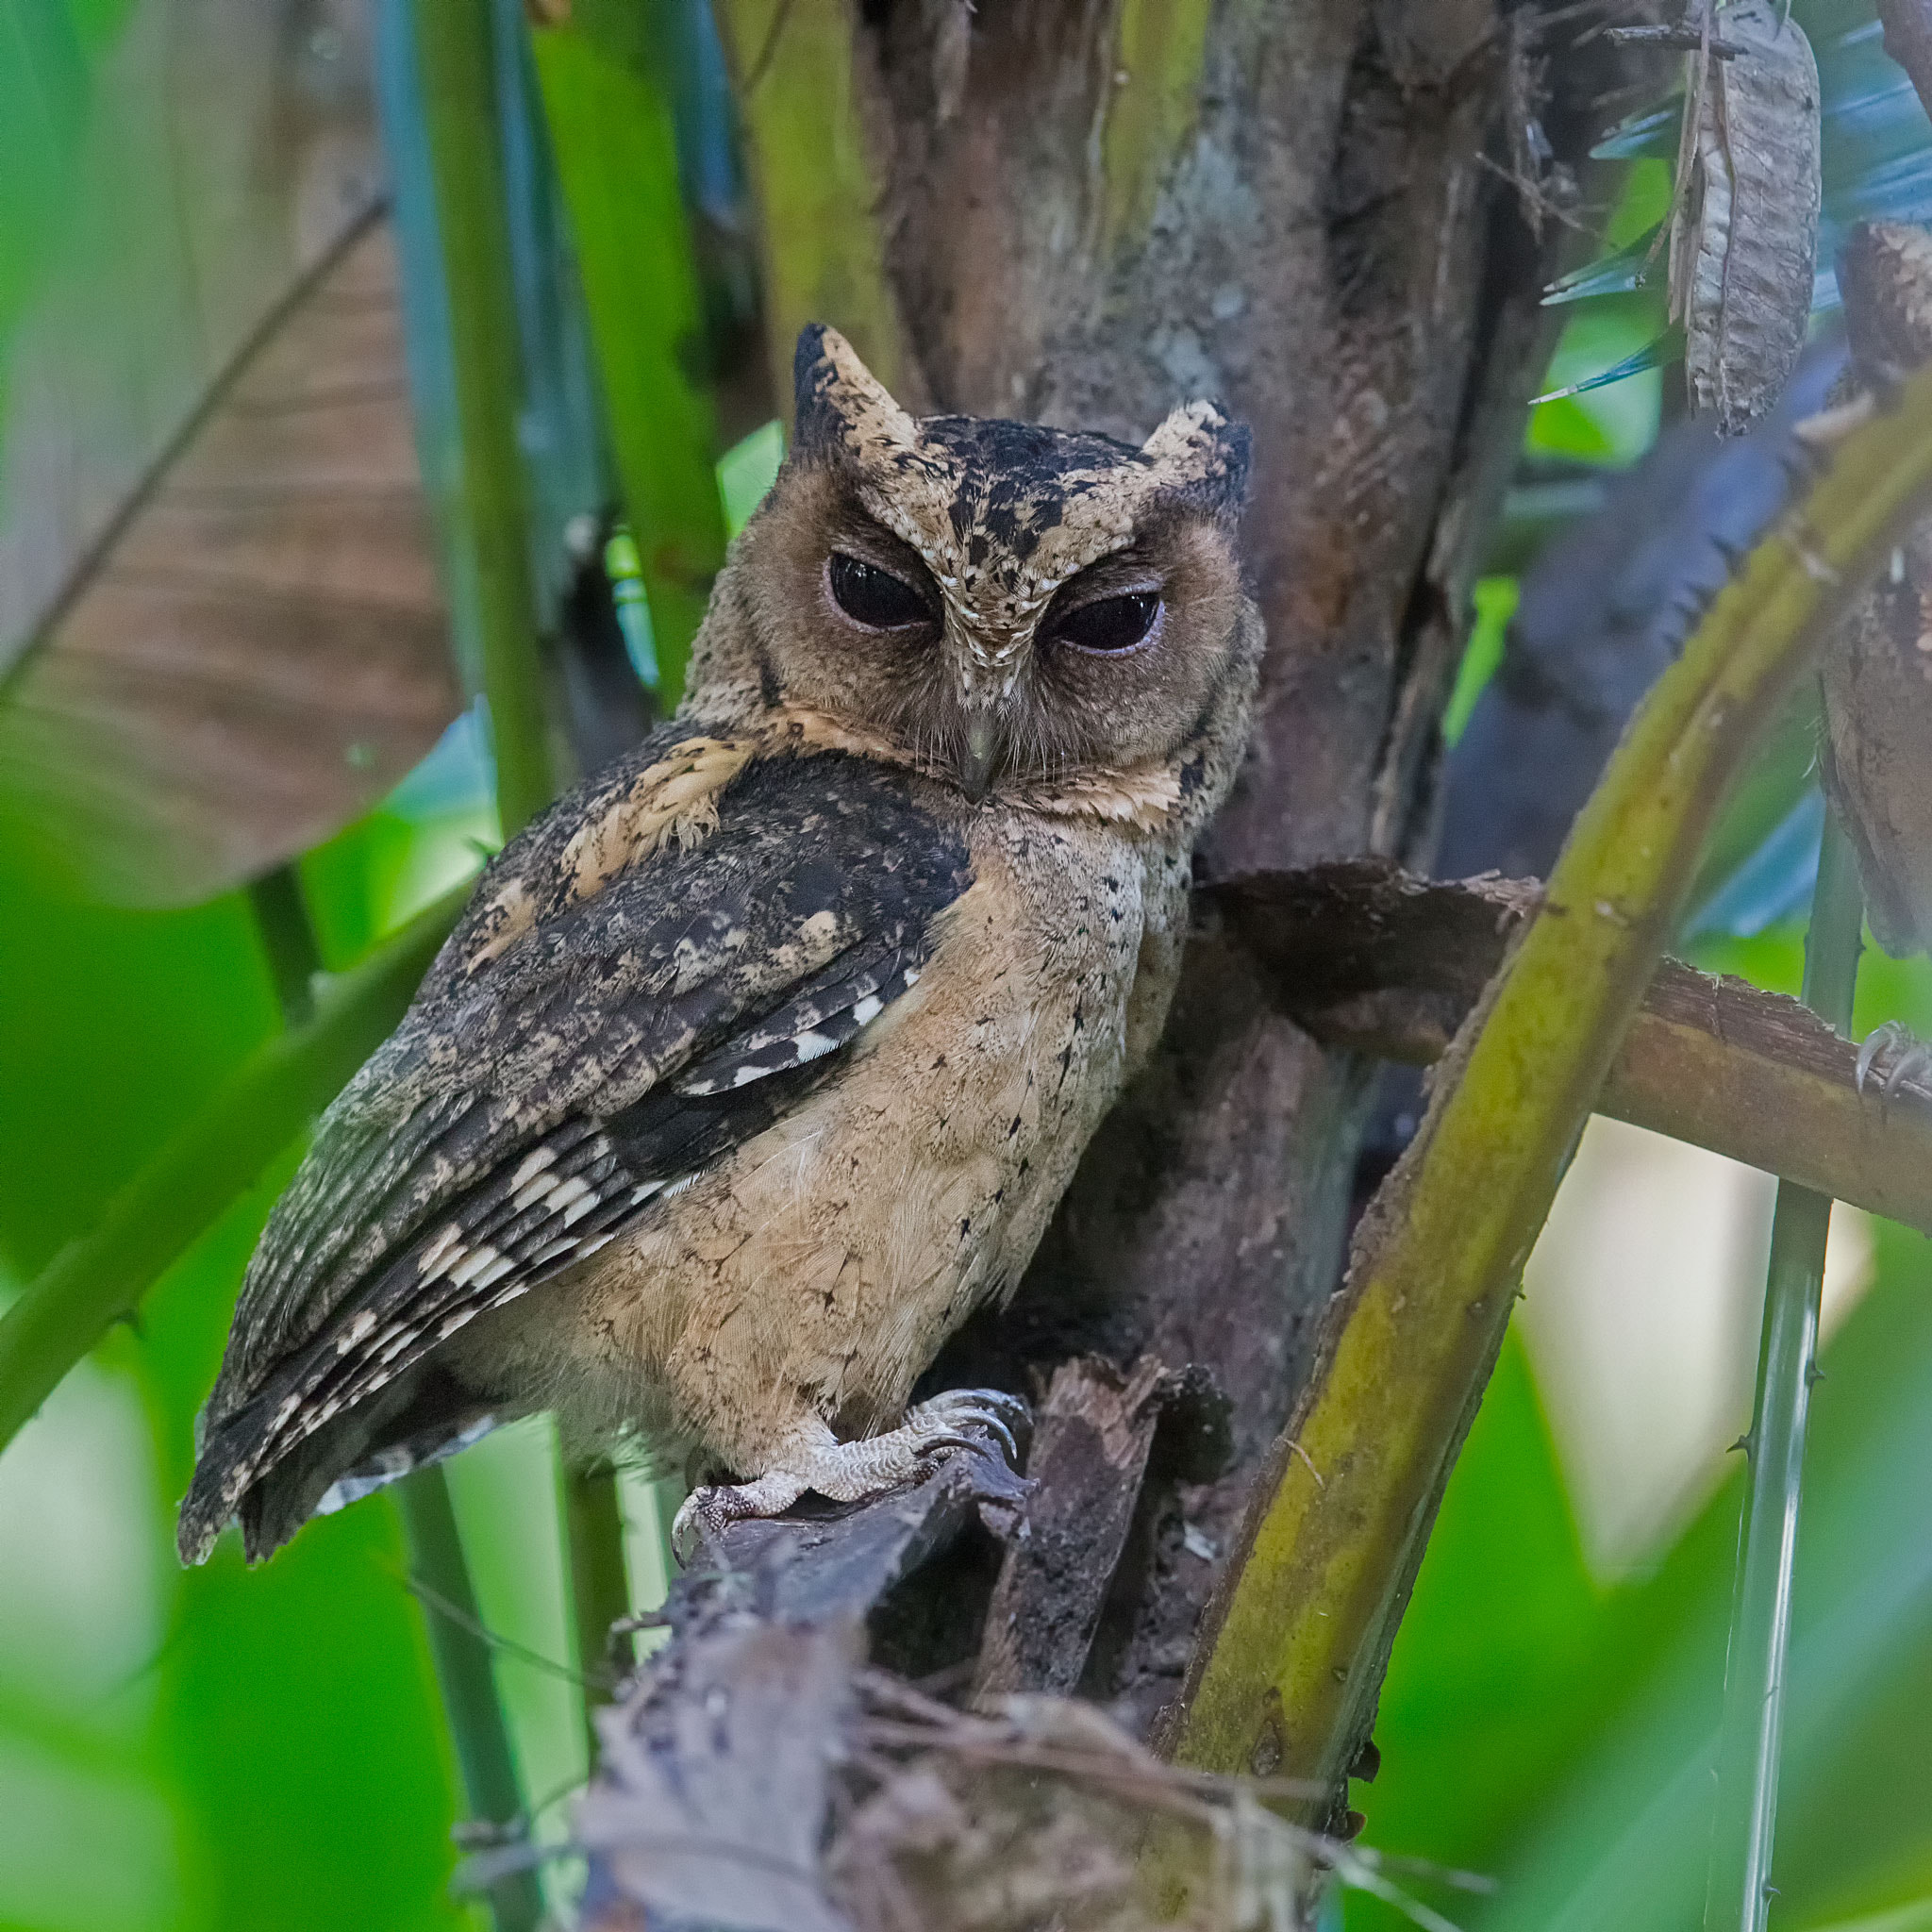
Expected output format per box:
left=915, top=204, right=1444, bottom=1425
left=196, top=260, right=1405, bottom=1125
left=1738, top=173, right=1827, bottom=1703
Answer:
left=1211, top=862, right=1932, bottom=1235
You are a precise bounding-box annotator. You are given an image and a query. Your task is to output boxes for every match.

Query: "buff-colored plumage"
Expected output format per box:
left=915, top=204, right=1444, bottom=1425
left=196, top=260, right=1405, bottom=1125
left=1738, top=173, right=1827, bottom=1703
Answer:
left=179, top=325, right=1260, bottom=1563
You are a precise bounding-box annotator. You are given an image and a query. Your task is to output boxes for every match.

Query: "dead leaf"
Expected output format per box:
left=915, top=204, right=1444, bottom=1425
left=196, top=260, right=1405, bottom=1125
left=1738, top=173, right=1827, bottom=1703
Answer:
left=0, top=0, right=459, bottom=905
left=1668, top=0, right=1822, bottom=434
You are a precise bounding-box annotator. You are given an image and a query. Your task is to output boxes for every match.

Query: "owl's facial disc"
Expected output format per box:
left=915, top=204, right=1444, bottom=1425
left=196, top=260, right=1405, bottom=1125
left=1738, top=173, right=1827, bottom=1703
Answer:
left=727, top=325, right=1253, bottom=801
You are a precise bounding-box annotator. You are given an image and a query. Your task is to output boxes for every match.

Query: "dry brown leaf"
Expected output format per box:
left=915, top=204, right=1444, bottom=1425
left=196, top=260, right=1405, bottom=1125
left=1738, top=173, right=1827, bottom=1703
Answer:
left=0, top=0, right=458, bottom=905
left=1668, top=0, right=1822, bottom=434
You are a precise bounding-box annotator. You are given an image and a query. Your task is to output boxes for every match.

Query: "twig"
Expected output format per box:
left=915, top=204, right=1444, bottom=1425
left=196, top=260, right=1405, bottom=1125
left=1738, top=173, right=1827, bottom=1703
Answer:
left=1703, top=812, right=1863, bottom=1932
left=390, top=1556, right=614, bottom=1691
left=394, top=1469, right=548, bottom=1932
left=741, top=0, right=798, bottom=94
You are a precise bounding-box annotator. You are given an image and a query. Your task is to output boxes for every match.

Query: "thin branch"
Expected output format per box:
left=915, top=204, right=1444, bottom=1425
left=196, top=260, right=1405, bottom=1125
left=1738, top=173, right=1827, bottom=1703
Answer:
left=391, top=1555, right=613, bottom=1692
left=1703, top=812, right=1864, bottom=1932
left=1164, top=356, right=1932, bottom=1803
left=1210, top=862, right=1932, bottom=1235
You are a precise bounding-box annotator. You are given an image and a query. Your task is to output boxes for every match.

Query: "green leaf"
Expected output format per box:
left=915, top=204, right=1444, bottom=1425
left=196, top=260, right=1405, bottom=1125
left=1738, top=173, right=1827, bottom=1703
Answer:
left=1468, top=1217, right=1932, bottom=1932
left=1443, top=576, right=1518, bottom=748
left=0, top=877, right=468, bottom=1462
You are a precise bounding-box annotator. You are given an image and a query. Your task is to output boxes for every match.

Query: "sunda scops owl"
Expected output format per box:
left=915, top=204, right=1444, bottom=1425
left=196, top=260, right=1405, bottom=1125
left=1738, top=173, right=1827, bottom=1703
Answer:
left=178, top=325, right=1261, bottom=1563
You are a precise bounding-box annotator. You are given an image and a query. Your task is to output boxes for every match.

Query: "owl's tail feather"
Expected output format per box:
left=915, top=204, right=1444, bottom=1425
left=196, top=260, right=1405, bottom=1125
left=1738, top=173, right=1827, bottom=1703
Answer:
left=177, top=1365, right=498, bottom=1565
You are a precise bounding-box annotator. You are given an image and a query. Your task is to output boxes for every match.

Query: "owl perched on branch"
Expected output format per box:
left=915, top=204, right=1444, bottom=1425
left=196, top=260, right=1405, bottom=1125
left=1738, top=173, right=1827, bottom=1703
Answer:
left=178, top=325, right=1260, bottom=1564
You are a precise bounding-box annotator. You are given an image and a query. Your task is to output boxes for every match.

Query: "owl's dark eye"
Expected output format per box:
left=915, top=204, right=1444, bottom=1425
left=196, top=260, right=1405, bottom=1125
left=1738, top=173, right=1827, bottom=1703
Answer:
left=1047, top=591, right=1160, bottom=656
left=827, top=552, right=933, bottom=628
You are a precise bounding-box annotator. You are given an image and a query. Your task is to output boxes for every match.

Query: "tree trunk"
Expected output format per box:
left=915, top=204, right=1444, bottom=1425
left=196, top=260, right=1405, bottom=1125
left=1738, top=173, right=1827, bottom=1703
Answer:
left=719, top=0, right=1640, bottom=1755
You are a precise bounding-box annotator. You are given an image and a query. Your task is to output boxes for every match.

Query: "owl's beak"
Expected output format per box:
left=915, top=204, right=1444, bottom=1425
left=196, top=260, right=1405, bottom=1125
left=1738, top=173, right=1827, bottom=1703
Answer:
left=959, top=712, right=1001, bottom=803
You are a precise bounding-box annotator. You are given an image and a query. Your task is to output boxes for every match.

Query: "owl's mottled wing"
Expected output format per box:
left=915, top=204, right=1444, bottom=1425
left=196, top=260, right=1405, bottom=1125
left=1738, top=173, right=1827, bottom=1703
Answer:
left=179, top=733, right=972, bottom=1561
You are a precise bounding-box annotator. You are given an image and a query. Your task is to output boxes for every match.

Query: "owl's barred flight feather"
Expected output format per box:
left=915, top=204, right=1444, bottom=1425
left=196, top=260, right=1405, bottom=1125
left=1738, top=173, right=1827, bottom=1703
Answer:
left=181, top=324, right=1259, bottom=1564
left=180, top=747, right=973, bottom=1560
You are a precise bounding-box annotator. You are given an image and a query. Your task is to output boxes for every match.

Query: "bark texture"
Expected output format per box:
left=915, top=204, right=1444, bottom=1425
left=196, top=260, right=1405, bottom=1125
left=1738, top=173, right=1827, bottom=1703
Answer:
left=721, top=0, right=1643, bottom=1747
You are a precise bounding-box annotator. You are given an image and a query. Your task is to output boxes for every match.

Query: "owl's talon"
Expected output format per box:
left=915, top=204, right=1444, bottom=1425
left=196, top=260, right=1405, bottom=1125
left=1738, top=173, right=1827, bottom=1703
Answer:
left=667, top=1388, right=1029, bottom=1565
left=905, top=1388, right=1025, bottom=1462
left=1856, top=1021, right=1932, bottom=1104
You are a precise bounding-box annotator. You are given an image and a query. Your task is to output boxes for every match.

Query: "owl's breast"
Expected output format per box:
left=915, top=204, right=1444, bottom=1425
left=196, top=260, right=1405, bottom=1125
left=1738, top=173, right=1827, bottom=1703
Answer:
left=598, top=808, right=1170, bottom=1446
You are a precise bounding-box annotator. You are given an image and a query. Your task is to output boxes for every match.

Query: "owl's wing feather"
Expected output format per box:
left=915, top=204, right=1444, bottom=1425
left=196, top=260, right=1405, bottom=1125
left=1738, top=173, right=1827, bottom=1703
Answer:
left=178, top=739, right=971, bottom=1560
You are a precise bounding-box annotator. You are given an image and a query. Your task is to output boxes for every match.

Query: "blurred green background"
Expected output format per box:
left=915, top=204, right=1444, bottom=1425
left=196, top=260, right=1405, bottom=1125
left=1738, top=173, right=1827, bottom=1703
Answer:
left=7, top=1, right=1932, bottom=1928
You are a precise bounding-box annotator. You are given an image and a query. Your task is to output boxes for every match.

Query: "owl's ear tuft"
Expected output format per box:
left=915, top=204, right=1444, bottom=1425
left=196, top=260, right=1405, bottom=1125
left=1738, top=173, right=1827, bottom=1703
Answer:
left=792, top=324, right=919, bottom=464
left=1141, top=399, right=1251, bottom=519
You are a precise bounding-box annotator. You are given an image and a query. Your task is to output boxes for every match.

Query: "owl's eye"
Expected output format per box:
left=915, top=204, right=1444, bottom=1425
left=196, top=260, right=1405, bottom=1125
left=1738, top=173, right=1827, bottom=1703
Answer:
left=1047, top=591, right=1160, bottom=656
left=827, top=552, right=933, bottom=628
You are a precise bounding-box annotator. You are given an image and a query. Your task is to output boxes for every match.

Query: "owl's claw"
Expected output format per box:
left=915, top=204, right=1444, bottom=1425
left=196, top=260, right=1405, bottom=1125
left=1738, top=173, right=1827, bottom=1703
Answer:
left=1855, top=1020, right=1932, bottom=1104
left=670, top=1386, right=1029, bottom=1563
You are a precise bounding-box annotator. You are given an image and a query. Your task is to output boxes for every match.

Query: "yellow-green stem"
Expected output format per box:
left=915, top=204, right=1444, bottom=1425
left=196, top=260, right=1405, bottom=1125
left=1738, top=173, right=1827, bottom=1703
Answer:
left=711, top=0, right=911, bottom=417
left=1167, top=363, right=1932, bottom=1803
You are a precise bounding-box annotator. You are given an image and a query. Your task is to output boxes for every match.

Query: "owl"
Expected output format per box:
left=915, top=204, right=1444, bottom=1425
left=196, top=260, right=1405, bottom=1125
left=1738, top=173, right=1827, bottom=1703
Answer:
left=176, top=325, right=1261, bottom=1564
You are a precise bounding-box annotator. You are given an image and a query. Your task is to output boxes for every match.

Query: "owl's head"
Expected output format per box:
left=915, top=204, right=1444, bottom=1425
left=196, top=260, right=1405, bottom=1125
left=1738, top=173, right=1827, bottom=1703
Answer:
left=694, top=325, right=1256, bottom=802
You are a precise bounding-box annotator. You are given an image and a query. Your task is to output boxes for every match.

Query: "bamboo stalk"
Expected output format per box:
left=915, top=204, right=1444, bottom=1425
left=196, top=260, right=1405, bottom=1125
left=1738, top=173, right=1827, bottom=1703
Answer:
left=406, top=9, right=599, bottom=1910
left=1703, top=812, right=1863, bottom=1932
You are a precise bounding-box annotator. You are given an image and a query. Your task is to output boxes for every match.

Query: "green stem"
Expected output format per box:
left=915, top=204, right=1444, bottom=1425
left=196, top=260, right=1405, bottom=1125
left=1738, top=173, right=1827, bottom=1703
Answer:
left=412, top=0, right=554, bottom=838
left=1704, top=812, right=1864, bottom=1932
left=0, top=883, right=468, bottom=1462
left=525, top=6, right=727, bottom=701
left=416, top=0, right=640, bottom=1818
left=245, top=863, right=322, bottom=1028
left=565, top=1464, right=631, bottom=1732
left=395, top=1469, right=546, bottom=1932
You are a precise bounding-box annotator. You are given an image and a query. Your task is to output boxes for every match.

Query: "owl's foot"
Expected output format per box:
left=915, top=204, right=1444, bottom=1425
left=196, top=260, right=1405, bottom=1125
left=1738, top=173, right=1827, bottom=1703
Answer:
left=670, top=1388, right=1028, bottom=1562
left=1856, top=1020, right=1932, bottom=1104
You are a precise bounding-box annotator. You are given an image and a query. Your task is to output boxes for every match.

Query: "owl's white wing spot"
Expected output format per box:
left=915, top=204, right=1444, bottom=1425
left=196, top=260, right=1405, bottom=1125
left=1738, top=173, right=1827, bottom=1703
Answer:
left=509, top=1145, right=558, bottom=1190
